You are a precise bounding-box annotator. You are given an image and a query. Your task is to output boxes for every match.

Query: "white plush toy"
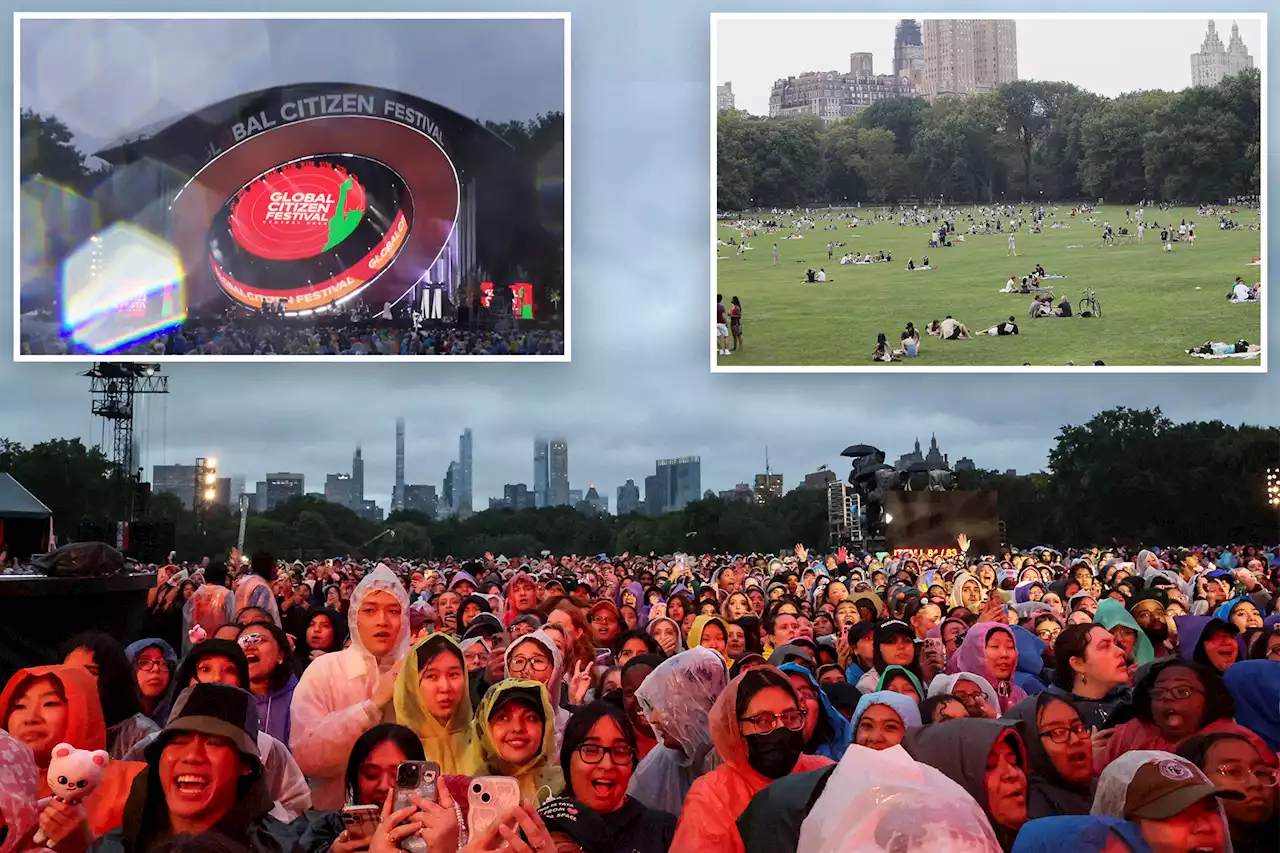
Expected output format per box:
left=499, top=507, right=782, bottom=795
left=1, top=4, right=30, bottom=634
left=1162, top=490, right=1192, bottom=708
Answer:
left=33, top=743, right=110, bottom=846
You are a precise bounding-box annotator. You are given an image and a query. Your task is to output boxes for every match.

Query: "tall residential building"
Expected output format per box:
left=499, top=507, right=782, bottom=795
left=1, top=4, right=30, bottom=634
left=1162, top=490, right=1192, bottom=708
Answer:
left=533, top=439, right=550, bottom=508
left=443, top=462, right=457, bottom=514
left=549, top=439, right=569, bottom=507
left=324, top=473, right=360, bottom=510
left=643, top=474, right=660, bottom=515
left=353, top=446, right=365, bottom=506
left=801, top=469, right=837, bottom=490
left=754, top=473, right=784, bottom=503
left=768, top=58, right=919, bottom=123
left=404, top=484, right=438, bottom=517
left=504, top=483, right=536, bottom=511
left=393, top=420, right=405, bottom=512
left=616, top=479, right=641, bottom=515
left=229, top=476, right=246, bottom=506
left=458, top=428, right=473, bottom=516
left=253, top=481, right=267, bottom=513
left=653, top=457, right=701, bottom=515
left=152, top=464, right=199, bottom=509
left=893, top=19, right=926, bottom=88
left=264, top=473, right=304, bottom=510
left=717, top=82, right=736, bottom=111
left=921, top=19, right=1018, bottom=101
left=1191, top=20, right=1253, bottom=87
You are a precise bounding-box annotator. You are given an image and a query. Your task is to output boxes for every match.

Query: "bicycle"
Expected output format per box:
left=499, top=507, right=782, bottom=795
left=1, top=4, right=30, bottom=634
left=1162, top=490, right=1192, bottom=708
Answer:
left=1078, top=288, right=1101, bottom=318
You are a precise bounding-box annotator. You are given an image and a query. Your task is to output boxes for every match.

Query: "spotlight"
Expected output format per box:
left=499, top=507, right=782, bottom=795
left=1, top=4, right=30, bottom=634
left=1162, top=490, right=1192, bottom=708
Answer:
left=884, top=513, right=895, bottom=524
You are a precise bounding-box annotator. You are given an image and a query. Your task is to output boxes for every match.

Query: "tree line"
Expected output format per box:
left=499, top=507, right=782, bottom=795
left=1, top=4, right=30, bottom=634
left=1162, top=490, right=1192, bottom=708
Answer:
left=717, top=71, right=1260, bottom=210
left=0, top=407, right=1275, bottom=561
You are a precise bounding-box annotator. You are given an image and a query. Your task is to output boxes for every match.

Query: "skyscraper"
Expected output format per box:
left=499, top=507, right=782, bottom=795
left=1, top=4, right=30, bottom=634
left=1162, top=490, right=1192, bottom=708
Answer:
left=393, top=420, right=405, bottom=512
left=921, top=19, right=1018, bottom=101
left=443, top=462, right=457, bottom=515
left=617, top=479, right=640, bottom=515
left=893, top=19, right=925, bottom=87
left=353, top=446, right=365, bottom=505
left=1191, top=20, right=1253, bottom=87
left=654, top=457, right=701, bottom=514
left=533, top=439, right=550, bottom=508
left=717, top=82, right=735, bottom=111
left=754, top=473, right=783, bottom=503
left=458, top=428, right=473, bottom=516
left=549, top=439, right=569, bottom=507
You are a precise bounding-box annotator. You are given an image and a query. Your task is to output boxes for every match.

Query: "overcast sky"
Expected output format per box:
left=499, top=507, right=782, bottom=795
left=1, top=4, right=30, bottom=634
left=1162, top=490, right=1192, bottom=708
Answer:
left=5, top=7, right=1278, bottom=513
left=717, top=16, right=1265, bottom=115
left=19, top=17, right=565, bottom=152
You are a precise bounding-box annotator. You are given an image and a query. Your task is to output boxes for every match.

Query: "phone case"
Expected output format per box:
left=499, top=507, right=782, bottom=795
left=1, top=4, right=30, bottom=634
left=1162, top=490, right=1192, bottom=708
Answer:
left=393, top=761, right=440, bottom=852
left=341, top=806, right=381, bottom=840
left=468, top=776, right=521, bottom=840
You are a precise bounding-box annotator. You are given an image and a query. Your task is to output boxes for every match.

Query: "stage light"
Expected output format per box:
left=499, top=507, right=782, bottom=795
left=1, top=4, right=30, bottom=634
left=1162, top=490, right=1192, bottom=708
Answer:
left=204, top=488, right=216, bottom=501
left=884, top=513, right=894, bottom=524
left=204, top=473, right=217, bottom=485
left=206, top=458, right=217, bottom=470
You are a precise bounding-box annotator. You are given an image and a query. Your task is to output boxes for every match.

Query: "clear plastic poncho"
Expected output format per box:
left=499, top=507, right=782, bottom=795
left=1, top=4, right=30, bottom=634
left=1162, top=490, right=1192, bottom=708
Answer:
left=628, top=646, right=728, bottom=815
left=1090, top=750, right=1234, bottom=853
left=798, top=744, right=1003, bottom=853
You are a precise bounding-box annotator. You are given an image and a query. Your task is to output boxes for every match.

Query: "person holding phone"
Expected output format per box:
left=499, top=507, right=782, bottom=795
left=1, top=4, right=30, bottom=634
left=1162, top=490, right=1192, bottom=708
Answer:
left=458, top=680, right=563, bottom=806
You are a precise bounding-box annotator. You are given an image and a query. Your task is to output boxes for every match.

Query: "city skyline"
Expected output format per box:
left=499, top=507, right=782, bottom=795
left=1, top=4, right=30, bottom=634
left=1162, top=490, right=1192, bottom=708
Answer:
left=717, top=16, right=1264, bottom=115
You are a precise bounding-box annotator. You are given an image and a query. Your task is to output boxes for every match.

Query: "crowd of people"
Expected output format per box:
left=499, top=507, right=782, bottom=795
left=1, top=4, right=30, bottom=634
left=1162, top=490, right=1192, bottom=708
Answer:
left=19, top=320, right=565, bottom=357
left=3, top=541, right=1278, bottom=853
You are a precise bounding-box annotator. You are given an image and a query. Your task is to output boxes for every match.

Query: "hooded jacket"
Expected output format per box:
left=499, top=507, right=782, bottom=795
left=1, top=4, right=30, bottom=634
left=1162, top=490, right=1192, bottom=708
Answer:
left=945, top=622, right=1028, bottom=713
left=0, top=666, right=146, bottom=837
left=0, top=730, right=40, bottom=853
left=393, top=633, right=479, bottom=775
left=777, top=663, right=852, bottom=761
left=290, top=565, right=411, bottom=809
left=1010, top=816, right=1153, bottom=853
left=503, top=631, right=572, bottom=744
left=669, top=667, right=833, bottom=853
left=687, top=615, right=732, bottom=664
left=645, top=616, right=686, bottom=656
left=1093, top=600, right=1155, bottom=667
left=1224, top=659, right=1280, bottom=751
left=122, top=639, right=177, bottom=728
left=1002, top=693, right=1093, bottom=819
left=461, top=679, right=564, bottom=805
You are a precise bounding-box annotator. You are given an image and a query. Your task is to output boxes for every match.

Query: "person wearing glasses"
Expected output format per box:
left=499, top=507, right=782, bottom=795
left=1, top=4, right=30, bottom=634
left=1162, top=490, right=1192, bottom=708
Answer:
left=503, top=630, right=571, bottom=741
left=557, top=701, right=676, bottom=853
left=1176, top=732, right=1278, bottom=853
left=124, top=639, right=178, bottom=727
left=1004, top=693, right=1094, bottom=818
left=669, top=666, right=832, bottom=853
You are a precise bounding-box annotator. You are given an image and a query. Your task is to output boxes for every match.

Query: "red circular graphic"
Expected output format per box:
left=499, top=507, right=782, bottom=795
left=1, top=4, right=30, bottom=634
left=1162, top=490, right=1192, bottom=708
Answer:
left=228, top=161, right=368, bottom=261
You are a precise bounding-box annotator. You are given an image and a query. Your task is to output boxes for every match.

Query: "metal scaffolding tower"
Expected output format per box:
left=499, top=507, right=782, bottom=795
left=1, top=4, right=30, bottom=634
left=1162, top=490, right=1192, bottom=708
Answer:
left=826, top=481, right=865, bottom=549
left=84, top=363, right=169, bottom=520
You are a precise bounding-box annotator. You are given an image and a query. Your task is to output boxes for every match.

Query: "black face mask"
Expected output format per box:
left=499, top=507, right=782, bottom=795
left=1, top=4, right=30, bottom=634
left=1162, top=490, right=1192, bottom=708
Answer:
left=744, top=726, right=805, bottom=779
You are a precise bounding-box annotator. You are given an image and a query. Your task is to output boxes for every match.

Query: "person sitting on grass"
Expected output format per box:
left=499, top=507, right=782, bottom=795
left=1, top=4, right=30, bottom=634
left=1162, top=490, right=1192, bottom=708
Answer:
left=928, top=316, right=970, bottom=340
left=1053, top=296, right=1073, bottom=318
left=1030, top=294, right=1056, bottom=319
left=872, top=334, right=902, bottom=363
left=1001, top=275, right=1019, bottom=293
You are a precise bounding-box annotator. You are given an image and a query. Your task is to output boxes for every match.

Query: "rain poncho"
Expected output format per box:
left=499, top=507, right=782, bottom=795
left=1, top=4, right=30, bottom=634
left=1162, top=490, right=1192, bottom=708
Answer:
left=629, top=647, right=727, bottom=815
left=181, top=582, right=232, bottom=653
left=669, top=666, right=833, bottom=853
left=929, top=672, right=1003, bottom=716
left=1009, top=625, right=1048, bottom=696
left=1091, top=751, right=1234, bottom=853
left=393, top=633, right=479, bottom=775
left=123, top=638, right=178, bottom=727
left=646, top=616, right=686, bottom=655
left=462, top=679, right=563, bottom=805
left=233, top=572, right=282, bottom=627
left=778, top=663, right=852, bottom=761
left=1093, top=599, right=1155, bottom=667
left=0, top=666, right=146, bottom=836
left=290, top=564, right=411, bottom=809
left=949, top=572, right=984, bottom=613
left=687, top=615, right=732, bottom=662
left=503, top=630, right=571, bottom=744
left=796, top=745, right=1003, bottom=853
left=875, top=665, right=925, bottom=698
left=1011, top=816, right=1153, bottom=853
left=1223, top=659, right=1280, bottom=751
left=850, top=691, right=923, bottom=748
left=945, top=622, right=1027, bottom=713
left=1001, top=693, right=1093, bottom=819
left=0, top=729, right=40, bottom=853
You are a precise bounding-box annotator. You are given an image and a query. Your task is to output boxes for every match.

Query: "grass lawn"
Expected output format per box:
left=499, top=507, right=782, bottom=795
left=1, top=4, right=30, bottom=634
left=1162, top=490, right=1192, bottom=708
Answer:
left=713, top=205, right=1262, bottom=367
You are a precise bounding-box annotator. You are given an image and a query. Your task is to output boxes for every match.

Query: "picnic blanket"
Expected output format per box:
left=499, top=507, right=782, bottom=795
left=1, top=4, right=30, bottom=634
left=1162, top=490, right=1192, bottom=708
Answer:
left=1187, top=350, right=1261, bottom=359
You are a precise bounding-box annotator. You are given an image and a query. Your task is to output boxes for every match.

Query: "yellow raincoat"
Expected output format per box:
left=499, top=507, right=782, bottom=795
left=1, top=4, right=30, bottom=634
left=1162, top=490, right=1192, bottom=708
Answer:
left=461, top=678, right=564, bottom=805
left=393, top=633, right=480, bottom=775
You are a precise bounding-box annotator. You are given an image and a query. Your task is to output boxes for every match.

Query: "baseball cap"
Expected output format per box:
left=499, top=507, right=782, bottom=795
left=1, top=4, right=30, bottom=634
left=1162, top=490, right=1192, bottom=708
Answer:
left=1123, top=757, right=1242, bottom=820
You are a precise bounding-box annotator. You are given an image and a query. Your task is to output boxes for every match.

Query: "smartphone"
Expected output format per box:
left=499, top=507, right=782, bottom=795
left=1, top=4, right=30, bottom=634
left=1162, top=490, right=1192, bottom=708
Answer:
left=340, top=805, right=381, bottom=841
left=393, top=760, right=440, bottom=852
left=923, top=637, right=945, bottom=665
left=468, top=776, right=521, bottom=840
left=593, top=648, right=614, bottom=667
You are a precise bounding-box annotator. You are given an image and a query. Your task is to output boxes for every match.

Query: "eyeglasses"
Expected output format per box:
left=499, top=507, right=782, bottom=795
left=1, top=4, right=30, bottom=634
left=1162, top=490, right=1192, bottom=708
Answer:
left=1038, top=722, right=1089, bottom=744
left=508, top=656, right=551, bottom=673
left=1149, top=686, right=1203, bottom=702
left=1213, top=764, right=1279, bottom=787
left=738, top=709, right=806, bottom=734
left=135, top=660, right=167, bottom=673
left=576, top=743, right=635, bottom=765
left=1036, top=628, right=1061, bottom=640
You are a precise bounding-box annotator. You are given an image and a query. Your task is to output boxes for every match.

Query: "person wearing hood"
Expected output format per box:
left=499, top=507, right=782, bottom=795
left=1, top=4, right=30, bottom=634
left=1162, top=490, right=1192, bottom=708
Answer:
left=687, top=615, right=732, bottom=663
left=1095, top=600, right=1156, bottom=669
left=629, top=648, right=727, bottom=816
left=905, top=719, right=1030, bottom=852
left=296, top=608, right=348, bottom=669
left=777, top=663, right=852, bottom=761
left=646, top=616, right=684, bottom=658
left=0, top=728, right=42, bottom=853
left=123, top=640, right=178, bottom=729
left=62, top=633, right=161, bottom=762
left=1174, top=616, right=1241, bottom=674
left=1, top=665, right=147, bottom=840
left=458, top=680, right=563, bottom=805
left=1009, top=625, right=1049, bottom=696
left=1011, top=816, right=1154, bottom=853
left=855, top=620, right=923, bottom=695
left=951, top=572, right=985, bottom=613
left=291, top=565, right=410, bottom=809
left=1002, top=692, right=1094, bottom=818
left=1044, top=624, right=1131, bottom=729
left=392, top=633, right=479, bottom=776
left=504, top=630, right=572, bottom=742
left=945, top=622, right=1028, bottom=713
left=1215, top=597, right=1265, bottom=634
left=669, top=666, right=833, bottom=853
left=86, top=684, right=310, bottom=853
left=234, top=623, right=297, bottom=748
left=1223, top=659, right=1280, bottom=753
left=850, top=691, right=922, bottom=751
left=1090, top=751, right=1238, bottom=853
left=556, top=702, right=676, bottom=853
left=876, top=665, right=925, bottom=702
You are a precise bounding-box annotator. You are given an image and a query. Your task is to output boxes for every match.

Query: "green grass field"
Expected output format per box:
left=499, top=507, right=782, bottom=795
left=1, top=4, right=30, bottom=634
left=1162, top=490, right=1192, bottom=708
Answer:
left=714, top=205, right=1262, bottom=367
